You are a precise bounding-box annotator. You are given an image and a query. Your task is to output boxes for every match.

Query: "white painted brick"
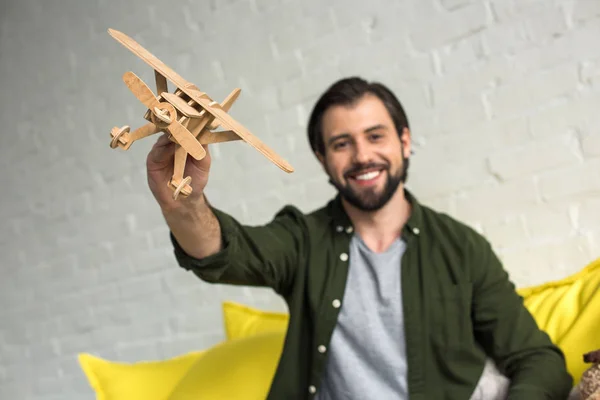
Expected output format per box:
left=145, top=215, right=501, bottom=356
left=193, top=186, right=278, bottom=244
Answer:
left=490, top=0, right=549, bottom=22
left=430, top=55, right=512, bottom=105
left=454, top=177, right=540, bottom=221
left=410, top=156, right=491, bottom=198
left=523, top=3, right=570, bottom=43
left=528, top=93, right=600, bottom=137
left=422, top=93, right=488, bottom=136
left=577, top=197, right=600, bottom=232
left=486, top=63, right=580, bottom=118
left=538, top=158, right=600, bottom=200
left=582, top=132, right=600, bottom=158
left=436, top=33, right=486, bottom=75
left=440, top=0, right=474, bottom=11
left=571, top=0, right=600, bottom=23
left=498, top=236, right=594, bottom=287
left=117, top=273, right=165, bottom=301
left=522, top=203, right=575, bottom=241
left=487, top=133, right=582, bottom=180
left=409, top=2, right=489, bottom=51
left=580, top=59, right=600, bottom=88
left=481, top=216, right=528, bottom=250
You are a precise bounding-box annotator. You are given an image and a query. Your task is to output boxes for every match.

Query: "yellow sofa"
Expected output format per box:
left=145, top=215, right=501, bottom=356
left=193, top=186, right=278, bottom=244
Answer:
left=79, top=258, right=600, bottom=399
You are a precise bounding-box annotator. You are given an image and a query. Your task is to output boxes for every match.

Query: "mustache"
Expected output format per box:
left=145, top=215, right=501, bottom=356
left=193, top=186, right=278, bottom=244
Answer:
left=344, top=162, right=388, bottom=178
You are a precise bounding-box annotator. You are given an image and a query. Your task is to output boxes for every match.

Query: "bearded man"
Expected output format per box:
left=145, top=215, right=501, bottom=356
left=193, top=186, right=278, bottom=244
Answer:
left=147, top=77, right=573, bottom=400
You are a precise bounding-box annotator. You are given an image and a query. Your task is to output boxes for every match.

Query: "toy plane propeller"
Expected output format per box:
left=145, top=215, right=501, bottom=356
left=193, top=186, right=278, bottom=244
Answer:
left=107, top=28, right=294, bottom=200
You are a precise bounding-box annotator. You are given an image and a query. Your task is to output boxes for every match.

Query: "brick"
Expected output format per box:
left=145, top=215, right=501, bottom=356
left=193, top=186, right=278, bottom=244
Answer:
left=486, top=63, right=579, bottom=118
left=538, top=158, right=600, bottom=200
left=580, top=59, right=600, bottom=88
left=430, top=55, right=512, bottom=105
left=522, top=203, right=575, bottom=241
left=572, top=0, right=600, bottom=23
left=577, top=197, right=600, bottom=232
left=490, top=0, right=549, bottom=22
left=582, top=132, right=600, bottom=158
left=528, top=92, right=600, bottom=137
left=481, top=215, right=528, bottom=250
left=410, top=155, right=492, bottom=198
left=409, top=2, right=489, bottom=51
left=117, top=273, right=165, bottom=301
left=482, top=19, right=531, bottom=56
left=523, top=3, right=569, bottom=43
left=422, top=93, right=488, bottom=136
left=440, top=0, right=474, bottom=11
left=498, top=237, right=594, bottom=287
left=436, top=33, right=486, bottom=75
left=454, top=177, right=540, bottom=221
left=487, top=132, right=581, bottom=180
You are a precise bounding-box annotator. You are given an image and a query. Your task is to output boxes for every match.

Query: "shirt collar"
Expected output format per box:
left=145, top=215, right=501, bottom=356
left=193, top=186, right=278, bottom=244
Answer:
left=328, top=188, right=423, bottom=239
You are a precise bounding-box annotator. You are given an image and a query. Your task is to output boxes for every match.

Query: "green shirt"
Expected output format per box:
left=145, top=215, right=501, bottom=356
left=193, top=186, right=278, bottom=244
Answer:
left=171, top=190, right=573, bottom=399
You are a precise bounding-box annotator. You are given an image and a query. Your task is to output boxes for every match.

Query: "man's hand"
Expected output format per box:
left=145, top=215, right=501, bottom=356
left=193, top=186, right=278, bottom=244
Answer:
left=146, top=133, right=211, bottom=211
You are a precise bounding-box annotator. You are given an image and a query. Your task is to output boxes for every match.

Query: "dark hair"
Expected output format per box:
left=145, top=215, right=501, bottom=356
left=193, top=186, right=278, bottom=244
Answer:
left=307, top=77, right=410, bottom=155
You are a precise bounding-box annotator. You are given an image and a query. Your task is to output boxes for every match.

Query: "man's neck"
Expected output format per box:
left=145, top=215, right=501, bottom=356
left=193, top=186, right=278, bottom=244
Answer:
left=341, top=186, right=412, bottom=253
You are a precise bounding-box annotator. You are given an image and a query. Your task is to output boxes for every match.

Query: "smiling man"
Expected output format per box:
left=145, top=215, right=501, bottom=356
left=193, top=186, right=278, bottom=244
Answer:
left=148, top=77, right=573, bottom=399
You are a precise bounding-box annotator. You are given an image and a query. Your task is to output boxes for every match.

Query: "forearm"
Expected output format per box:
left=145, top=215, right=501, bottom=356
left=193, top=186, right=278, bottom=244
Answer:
left=162, top=194, right=222, bottom=259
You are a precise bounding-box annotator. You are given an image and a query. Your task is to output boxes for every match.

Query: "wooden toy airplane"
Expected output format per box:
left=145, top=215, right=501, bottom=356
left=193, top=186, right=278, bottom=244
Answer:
left=107, top=28, right=294, bottom=200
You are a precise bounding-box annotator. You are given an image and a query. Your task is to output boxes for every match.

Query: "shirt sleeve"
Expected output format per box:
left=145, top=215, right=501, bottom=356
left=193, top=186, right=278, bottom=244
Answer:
left=469, top=238, right=573, bottom=400
left=170, top=204, right=307, bottom=297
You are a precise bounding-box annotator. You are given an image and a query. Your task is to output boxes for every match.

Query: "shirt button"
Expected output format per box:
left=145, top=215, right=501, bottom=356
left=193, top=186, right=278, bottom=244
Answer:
left=412, top=227, right=420, bottom=235
left=318, top=345, right=327, bottom=353
left=332, top=299, right=341, bottom=308
left=336, top=225, right=343, bottom=232
left=340, top=253, right=348, bottom=261
left=345, top=226, right=353, bottom=234
left=309, top=385, right=316, bottom=394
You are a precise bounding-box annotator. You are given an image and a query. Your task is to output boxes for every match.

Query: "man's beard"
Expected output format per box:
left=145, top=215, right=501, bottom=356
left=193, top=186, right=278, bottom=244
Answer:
left=328, top=157, right=409, bottom=212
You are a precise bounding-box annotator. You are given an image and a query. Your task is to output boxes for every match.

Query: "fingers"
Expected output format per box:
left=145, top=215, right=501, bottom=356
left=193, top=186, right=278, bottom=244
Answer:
left=148, top=133, right=175, bottom=165
left=187, top=144, right=211, bottom=173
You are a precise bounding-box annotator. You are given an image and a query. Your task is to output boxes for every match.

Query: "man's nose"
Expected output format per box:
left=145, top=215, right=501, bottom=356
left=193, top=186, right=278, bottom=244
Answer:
left=353, top=141, right=371, bottom=164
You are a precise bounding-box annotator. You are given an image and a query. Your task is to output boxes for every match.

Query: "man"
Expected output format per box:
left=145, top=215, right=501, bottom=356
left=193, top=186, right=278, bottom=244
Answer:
left=147, top=77, right=573, bottom=399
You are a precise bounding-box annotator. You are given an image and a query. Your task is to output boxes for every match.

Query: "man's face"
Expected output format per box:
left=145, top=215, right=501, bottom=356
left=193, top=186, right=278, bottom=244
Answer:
left=317, top=94, right=410, bottom=212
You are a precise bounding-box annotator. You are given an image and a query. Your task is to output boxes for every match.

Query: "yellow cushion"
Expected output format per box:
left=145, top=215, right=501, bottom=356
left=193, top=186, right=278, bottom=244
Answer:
left=517, top=258, right=600, bottom=384
left=78, top=350, right=204, bottom=400
left=167, top=332, right=285, bottom=400
left=222, top=301, right=288, bottom=340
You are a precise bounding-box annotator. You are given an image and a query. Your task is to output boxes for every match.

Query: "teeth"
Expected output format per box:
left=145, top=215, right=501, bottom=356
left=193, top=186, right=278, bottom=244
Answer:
left=355, top=171, right=380, bottom=181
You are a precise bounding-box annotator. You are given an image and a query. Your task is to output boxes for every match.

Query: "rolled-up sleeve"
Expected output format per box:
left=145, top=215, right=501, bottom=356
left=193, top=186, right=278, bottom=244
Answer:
left=170, top=204, right=307, bottom=296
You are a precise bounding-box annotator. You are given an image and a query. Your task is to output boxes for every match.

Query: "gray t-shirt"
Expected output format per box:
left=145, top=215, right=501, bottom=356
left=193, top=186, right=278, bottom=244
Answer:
left=316, top=234, right=408, bottom=399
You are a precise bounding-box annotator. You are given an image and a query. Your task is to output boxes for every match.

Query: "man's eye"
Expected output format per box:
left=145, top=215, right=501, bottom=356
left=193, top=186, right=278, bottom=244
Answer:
left=369, top=134, right=382, bottom=141
left=333, top=141, right=348, bottom=150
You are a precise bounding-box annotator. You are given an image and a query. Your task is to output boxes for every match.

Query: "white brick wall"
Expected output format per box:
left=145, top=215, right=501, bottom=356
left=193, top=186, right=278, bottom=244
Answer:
left=1, top=0, right=598, bottom=398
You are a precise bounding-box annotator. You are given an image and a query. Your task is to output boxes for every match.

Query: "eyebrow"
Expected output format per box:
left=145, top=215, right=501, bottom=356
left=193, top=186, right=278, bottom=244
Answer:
left=326, top=124, right=388, bottom=146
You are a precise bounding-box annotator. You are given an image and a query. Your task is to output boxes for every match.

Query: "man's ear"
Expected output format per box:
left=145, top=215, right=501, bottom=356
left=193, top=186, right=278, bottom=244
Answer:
left=316, top=151, right=325, bottom=166
left=401, top=127, right=411, bottom=159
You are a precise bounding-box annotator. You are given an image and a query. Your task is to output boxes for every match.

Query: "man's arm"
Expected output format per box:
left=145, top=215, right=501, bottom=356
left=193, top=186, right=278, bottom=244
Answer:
left=167, top=199, right=306, bottom=297
left=470, top=239, right=573, bottom=400
left=146, top=134, right=304, bottom=296
left=163, top=194, right=222, bottom=260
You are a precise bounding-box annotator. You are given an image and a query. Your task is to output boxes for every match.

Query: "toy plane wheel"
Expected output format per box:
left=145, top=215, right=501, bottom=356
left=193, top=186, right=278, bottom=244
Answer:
left=169, top=176, right=192, bottom=200
left=110, top=125, right=130, bottom=148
